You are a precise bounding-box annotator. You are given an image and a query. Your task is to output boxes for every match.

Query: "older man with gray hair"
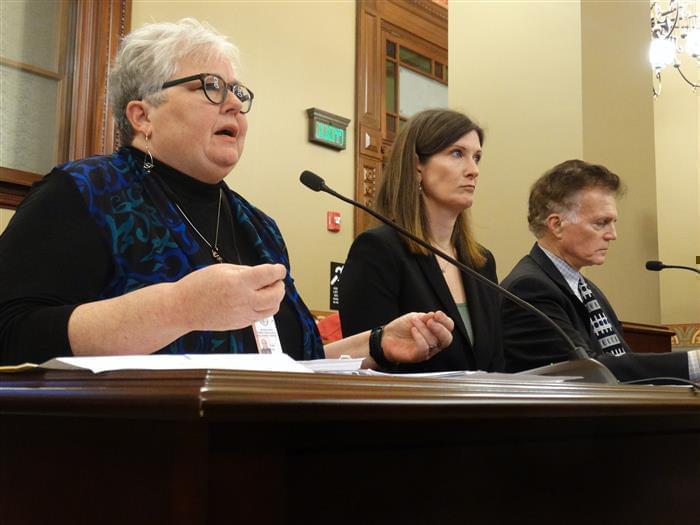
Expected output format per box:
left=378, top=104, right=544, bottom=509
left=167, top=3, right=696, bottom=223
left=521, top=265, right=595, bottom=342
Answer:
left=501, top=159, right=699, bottom=383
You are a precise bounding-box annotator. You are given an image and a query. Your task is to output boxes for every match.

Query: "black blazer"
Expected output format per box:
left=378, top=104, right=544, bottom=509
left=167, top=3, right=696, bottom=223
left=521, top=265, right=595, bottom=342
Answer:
left=500, top=243, right=689, bottom=382
left=339, top=225, right=504, bottom=372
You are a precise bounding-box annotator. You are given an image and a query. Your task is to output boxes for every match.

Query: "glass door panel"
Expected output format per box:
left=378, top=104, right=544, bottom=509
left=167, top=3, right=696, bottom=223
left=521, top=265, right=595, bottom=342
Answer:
left=399, top=66, right=448, bottom=117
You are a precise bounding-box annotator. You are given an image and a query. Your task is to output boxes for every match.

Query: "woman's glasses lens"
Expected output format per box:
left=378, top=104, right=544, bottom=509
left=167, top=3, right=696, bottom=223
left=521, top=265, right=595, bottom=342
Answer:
left=203, top=75, right=253, bottom=113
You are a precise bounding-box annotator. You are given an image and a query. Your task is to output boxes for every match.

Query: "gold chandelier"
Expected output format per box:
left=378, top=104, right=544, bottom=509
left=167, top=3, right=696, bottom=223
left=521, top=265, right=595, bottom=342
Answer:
left=649, top=0, right=700, bottom=96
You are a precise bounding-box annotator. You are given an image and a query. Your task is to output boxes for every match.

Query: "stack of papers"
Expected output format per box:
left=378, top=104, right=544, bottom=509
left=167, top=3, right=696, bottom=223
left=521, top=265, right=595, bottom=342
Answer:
left=0, top=355, right=578, bottom=383
left=301, top=358, right=365, bottom=373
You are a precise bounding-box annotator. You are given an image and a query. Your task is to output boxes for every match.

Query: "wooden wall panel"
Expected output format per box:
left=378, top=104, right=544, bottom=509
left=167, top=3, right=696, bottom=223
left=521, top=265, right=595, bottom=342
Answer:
left=354, top=0, right=446, bottom=236
left=69, top=0, right=132, bottom=160
left=354, top=155, right=382, bottom=233
left=357, top=7, right=381, bottom=133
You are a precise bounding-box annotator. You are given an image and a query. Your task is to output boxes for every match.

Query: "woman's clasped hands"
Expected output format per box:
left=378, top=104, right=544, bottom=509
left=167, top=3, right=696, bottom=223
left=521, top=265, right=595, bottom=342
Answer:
left=382, top=311, right=455, bottom=364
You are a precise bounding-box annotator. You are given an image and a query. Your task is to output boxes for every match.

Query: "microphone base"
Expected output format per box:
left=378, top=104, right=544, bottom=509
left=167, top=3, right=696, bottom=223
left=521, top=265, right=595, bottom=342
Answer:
left=518, top=358, right=619, bottom=385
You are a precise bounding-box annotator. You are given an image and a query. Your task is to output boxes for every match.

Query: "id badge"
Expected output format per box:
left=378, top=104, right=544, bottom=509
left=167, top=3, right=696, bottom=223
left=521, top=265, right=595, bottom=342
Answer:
left=252, top=316, right=284, bottom=354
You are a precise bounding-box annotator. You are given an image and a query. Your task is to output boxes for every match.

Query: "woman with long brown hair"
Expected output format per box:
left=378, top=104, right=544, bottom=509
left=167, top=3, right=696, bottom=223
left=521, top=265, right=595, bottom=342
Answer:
left=340, top=109, right=503, bottom=372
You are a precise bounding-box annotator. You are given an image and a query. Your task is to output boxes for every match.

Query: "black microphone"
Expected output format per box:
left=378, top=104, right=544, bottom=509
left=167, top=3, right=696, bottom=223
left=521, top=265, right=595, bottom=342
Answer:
left=300, top=170, right=618, bottom=385
left=645, top=260, right=700, bottom=275
left=300, top=171, right=325, bottom=192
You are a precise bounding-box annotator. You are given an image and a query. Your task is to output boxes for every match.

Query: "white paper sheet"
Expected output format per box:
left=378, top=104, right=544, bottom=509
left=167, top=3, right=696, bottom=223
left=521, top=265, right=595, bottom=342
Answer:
left=356, top=370, right=578, bottom=382
left=39, top=353, right=313, bottom=374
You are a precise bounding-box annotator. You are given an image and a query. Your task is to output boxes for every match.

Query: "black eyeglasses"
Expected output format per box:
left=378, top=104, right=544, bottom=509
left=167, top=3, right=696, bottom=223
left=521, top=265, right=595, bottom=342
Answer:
left=161, top=73, right=254, bottom=113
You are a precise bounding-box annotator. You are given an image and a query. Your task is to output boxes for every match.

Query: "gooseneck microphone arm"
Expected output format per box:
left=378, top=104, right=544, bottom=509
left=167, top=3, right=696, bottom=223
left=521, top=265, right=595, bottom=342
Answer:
left=300, top=170, right=590, bottom=362
left=645, top=260, right=700, bottom=275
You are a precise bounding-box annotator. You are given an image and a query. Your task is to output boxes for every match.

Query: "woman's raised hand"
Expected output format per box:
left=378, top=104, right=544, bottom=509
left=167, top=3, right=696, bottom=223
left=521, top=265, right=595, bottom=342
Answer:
left=174, top=263, right=287, bottom=331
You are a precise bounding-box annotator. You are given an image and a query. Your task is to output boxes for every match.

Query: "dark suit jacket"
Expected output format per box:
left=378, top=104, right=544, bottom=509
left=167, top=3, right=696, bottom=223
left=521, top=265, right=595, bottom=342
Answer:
left=500, top=243, right=688, bottom=382
left=339, top=225, right=504, bottom=372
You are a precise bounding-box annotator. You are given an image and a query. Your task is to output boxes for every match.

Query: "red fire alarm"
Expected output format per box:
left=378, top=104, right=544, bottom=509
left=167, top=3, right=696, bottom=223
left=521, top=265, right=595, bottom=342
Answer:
left=327, top=211, right=341, bottom=232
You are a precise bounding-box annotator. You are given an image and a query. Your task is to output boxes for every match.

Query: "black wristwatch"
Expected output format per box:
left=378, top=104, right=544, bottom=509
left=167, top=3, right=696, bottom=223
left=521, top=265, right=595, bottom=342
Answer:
left=369, top=326, right=393, bottom=369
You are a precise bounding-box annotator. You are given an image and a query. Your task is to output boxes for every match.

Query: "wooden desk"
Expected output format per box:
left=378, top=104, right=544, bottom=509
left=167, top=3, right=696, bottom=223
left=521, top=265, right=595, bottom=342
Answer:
left=621, top=321, right=675, bottom=353
left=1, top=369, right=699, bottom=525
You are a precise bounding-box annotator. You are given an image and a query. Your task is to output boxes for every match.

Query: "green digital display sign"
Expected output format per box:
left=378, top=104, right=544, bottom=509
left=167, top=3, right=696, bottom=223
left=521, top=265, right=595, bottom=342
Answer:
left=307, top=108, right=350, bottom=151
left=315, top=121, right=346, bottom=148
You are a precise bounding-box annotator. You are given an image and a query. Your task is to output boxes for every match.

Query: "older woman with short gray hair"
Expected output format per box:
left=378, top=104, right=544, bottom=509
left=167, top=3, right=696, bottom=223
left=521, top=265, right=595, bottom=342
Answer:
left=0, top=18, right=453, bottom=367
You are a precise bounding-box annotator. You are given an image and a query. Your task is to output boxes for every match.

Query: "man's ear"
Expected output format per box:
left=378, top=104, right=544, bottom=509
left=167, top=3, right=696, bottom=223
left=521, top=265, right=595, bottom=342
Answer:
left=126, top=100, right=152, bottom=137
left=545, top=213, right=565, bottom=239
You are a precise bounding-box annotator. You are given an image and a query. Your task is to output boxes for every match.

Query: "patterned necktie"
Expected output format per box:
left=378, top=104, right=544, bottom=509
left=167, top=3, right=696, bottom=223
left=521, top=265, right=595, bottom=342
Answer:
left=577, top=278, right=626, bottom=357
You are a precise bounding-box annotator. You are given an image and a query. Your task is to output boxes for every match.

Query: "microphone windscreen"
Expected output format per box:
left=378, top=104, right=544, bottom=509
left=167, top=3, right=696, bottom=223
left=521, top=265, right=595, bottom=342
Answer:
left=300, top=171, right=325, bottom=192
left=645, top=260, right=664, bottom=271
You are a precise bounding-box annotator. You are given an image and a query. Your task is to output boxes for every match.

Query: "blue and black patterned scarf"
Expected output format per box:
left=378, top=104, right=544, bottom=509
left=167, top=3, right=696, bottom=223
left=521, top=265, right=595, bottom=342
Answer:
left=62, top=147, right=324, bottom=359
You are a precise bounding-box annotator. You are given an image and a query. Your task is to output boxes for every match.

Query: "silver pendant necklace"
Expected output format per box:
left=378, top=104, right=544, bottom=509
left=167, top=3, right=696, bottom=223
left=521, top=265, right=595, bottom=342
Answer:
left=174, top=187, right=225, bottom=263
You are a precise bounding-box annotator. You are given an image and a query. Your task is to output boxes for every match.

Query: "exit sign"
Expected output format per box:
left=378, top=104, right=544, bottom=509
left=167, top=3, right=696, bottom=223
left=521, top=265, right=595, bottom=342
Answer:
left=315, top=121, right=345, bottom=148
left=307, top=108, right=350, bottom=151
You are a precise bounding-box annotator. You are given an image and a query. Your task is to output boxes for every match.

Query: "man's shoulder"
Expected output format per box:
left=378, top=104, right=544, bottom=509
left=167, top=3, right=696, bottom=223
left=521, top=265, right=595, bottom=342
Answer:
left=502, top=252, right=546, bottom=287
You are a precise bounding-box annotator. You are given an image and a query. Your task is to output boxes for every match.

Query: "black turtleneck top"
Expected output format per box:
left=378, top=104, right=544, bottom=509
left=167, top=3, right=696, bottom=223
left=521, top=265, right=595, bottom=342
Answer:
left=0, top=147, right=304, bottom=365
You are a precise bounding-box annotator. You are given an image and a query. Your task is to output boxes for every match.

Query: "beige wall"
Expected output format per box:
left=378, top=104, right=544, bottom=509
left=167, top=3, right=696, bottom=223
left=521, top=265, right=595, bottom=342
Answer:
left=450, top=0, right=698, bottom=325
left=0, top=209, right=15, bottom=233
left=653, top=48, right=700, bottom=324
left=132, top=0, right=356, bottom=311
left=579, top=0, right=660, bottom=324
left=449, top=1, right=584, bottom=280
